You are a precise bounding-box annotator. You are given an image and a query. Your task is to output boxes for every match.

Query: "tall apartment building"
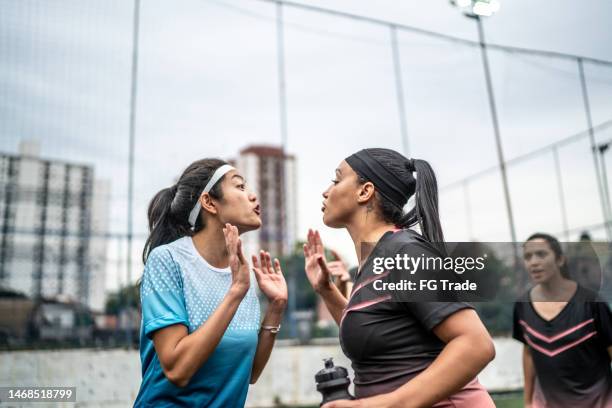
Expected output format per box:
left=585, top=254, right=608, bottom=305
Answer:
left=0, top=141, right=109, bottom=311
left=235, top=145, right=297, bottom=258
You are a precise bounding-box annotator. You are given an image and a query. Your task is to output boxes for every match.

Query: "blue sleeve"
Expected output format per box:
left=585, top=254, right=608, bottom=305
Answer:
left=140, top=247, right=189, bottom=339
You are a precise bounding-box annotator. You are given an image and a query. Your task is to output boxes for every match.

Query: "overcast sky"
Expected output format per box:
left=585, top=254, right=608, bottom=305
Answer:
left=1, top=0, right=612, bottom=291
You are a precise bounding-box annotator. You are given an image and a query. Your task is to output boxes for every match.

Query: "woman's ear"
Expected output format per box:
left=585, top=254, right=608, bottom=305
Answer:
left=357, top=181, right=376, bottom=204
left=200, top=193, right=218, bottom=215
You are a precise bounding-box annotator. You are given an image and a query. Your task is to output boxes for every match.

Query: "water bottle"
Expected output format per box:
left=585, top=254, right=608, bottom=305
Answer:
left=315, top=357, right=354, bottom=406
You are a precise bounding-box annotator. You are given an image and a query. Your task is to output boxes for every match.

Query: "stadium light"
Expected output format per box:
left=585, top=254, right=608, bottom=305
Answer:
left=450, top=0, right=521, bottom=259
left=450, top=0, right=501, bottom=17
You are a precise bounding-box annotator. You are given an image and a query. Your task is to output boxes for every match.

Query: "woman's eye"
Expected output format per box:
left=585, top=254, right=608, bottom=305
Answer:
left=331, top=179, right=339, bottom=185
left=238, top=184, right=246, bottom=190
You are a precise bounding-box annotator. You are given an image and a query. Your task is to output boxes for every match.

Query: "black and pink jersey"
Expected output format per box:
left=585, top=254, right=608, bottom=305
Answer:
left=339, top=228, right=494, bottom=407
left=513, top=285, right=612, bottom=408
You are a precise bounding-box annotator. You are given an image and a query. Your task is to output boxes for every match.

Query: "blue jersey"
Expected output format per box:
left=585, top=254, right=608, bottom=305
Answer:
left=134, top=236, right=261, bottom=407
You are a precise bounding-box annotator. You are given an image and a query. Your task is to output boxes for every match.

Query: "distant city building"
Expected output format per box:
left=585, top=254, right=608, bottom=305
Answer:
left=234, top=145, right=297, bottom=258
left=0, top=140, right=109, bottom=311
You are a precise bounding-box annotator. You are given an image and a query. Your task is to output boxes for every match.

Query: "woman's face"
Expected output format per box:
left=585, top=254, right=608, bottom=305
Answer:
left=523, top=238, right=564, bottom=284
left=321, top=160, right=364, bottom=228
left=214, top=170, right=261, bottom=233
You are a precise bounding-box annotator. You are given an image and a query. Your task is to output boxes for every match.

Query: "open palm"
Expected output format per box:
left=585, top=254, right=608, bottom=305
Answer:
left=303, top=229, right=332, bottom=292
left=252, top=250, right=288, bottom=303
left=223, top=223, right=250, bottom=295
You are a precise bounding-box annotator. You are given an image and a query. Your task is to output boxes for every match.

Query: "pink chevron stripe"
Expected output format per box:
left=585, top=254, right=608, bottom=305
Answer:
left=524, top=331, right=597, bottom=357
left=340, top=295, right=392, bottom=325
left=519, top=318, right=594, bottom=343
left=349, top=271, right=391, bottom=301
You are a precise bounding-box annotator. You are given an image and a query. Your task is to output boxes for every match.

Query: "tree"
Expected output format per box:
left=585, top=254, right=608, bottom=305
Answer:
left=105, top=284, right=140, bottom=315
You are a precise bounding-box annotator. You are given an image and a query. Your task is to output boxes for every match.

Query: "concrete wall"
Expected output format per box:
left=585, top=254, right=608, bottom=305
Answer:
left=0, top=338, right=523, bottom=407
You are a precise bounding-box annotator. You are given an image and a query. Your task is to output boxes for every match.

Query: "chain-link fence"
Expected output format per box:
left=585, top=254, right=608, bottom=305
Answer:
left=1, top=0, right=611, bottom=348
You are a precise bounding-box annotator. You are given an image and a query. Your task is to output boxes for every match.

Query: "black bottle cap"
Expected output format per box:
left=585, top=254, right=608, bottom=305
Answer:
left=315, top=358, right=349, bottom=384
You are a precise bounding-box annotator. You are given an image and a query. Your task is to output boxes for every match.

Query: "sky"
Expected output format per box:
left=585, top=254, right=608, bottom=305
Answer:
left=1, top=0, right=612, bottom=292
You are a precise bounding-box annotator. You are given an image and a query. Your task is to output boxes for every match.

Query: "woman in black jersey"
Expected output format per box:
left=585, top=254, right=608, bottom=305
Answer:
left=303, top=148, right=495, bottom=408
left=513, top=233, right=612, bottom=408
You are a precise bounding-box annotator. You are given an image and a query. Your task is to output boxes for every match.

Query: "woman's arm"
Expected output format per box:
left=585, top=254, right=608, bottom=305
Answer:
left=250, top=299, right=286, bottom=383
left=385, top=308, right=495, bottom=407
left=318, top=277, right=349, bottom=325
left=152, top=224, right=250, bottom=388
left=153, top=287, right=248, bottom=387
left=335, top=279, right=353, bottom=299
left=250, top=251, right=288, bottom=384
left=522, top=345, right=536, bottom=408
left=323, top=308, right=495, bottom=408
left=328, top=249, right=353, bottom=299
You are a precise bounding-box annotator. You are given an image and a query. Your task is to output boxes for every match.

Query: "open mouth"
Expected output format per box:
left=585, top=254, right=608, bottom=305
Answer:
left=321, top=202, right=326, bottom=212
left=254, top=205, right=261, bottom=216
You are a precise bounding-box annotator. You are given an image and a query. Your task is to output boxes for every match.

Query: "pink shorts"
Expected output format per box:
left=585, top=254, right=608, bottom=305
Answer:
left=432, top=377, right=495, bottom=408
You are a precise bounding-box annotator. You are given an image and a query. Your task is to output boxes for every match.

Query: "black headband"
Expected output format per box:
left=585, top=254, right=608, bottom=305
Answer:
left=345, top=149, right=416, bottom=209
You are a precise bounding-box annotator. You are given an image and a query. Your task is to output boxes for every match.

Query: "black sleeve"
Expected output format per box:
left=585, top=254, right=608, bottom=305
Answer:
left=379, top=237, right=473, bottom=331
left=404, top=301, right=474, bottom=331
left=512, top=302, right=526, bottom=344
left=593, top=300, right=612, bottom=347
left=387, top=240, right=459, bottom=303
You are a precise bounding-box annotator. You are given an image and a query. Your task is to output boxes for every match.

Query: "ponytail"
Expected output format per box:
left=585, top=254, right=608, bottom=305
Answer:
left=354, top=148, right=445, bottom=245
left=398, top=159, right=444, bottom=243
left=142, top=158, right=227, bottom=263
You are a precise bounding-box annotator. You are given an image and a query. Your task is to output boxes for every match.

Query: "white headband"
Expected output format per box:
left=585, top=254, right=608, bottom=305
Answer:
left=188, top=164, right=235, bottom=228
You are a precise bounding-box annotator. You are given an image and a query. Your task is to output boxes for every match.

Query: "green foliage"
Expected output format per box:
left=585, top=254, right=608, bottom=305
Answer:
left=466, top=242, right=517, bottom=335
left=311, top=323, right=339, bottom=338
left=105, top=284, right=140, bottom=315
left=278, top=241, right=317, bottom=311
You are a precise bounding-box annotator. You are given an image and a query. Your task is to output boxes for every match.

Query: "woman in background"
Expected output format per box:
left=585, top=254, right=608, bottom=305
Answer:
left=513, top=233, right=612, bottom=408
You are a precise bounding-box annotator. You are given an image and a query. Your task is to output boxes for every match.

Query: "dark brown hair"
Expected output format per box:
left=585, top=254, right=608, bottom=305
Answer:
left=355, top=148, right=444, bottom=244
left=142, top=158, right=227, bottom=263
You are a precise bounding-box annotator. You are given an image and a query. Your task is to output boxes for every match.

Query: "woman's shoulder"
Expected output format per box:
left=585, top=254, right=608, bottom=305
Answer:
left=146, top=245, right=173, bottom=263
left=141, top=243, right=185, bottom=292
left=146, top=237, right=190, bottom=266
left=575, top=284, right=604, bottom=303
left=390, top=229, right=445, bottom=257
left=513, top=289, right=532, bottom=315
left=515, top=287, right=532, bottom=302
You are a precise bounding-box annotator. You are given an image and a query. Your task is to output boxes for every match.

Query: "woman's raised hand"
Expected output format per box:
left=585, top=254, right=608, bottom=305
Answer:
left=327, top=250, right=350, bottom=283
left=223, top=223, right=250, bottom=297
left=303, top=229, right=333, bottom=293
left=252, top=250, right=288, bottom=305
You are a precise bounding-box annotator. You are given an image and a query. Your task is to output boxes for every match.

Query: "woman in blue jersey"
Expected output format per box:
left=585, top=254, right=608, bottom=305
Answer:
left=134, top=158, right=288, bottom=407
